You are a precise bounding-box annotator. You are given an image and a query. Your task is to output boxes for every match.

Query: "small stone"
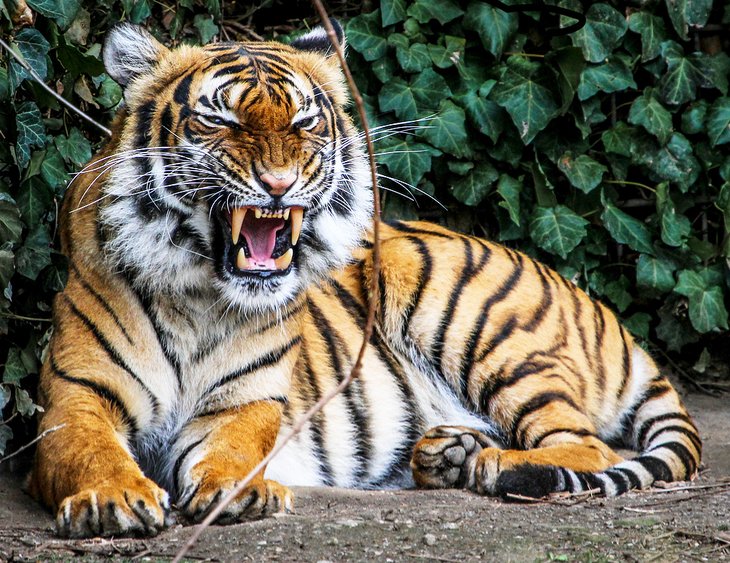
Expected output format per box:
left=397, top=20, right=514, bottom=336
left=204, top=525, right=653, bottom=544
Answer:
left=423, top=533, right=437, bottom=546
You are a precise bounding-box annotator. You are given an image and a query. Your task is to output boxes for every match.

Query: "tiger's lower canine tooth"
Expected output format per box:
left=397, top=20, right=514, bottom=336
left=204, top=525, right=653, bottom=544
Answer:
left=274, top=248, right=293, bottom=270
left=231, top=208, right=247, bottom=245
left=290, top=207, right=303, bottom=246
left=236, top=248, right=249, bottom=269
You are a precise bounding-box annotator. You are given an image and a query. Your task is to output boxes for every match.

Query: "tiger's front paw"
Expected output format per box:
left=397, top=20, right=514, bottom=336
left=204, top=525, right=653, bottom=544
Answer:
left=411, top=426, right=500, bottom=490
left=56, top=475, right=170, bottom=538
left=179, top=474, right=293, bottom=524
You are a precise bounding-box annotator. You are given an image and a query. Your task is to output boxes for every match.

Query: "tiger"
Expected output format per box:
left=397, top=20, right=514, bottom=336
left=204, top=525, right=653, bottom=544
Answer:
left=28, top=21, right=701, bottom=538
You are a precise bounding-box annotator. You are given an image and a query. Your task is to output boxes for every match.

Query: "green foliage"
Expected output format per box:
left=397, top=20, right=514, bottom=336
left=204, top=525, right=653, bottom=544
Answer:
left=345, top=0, right=729, bottom=370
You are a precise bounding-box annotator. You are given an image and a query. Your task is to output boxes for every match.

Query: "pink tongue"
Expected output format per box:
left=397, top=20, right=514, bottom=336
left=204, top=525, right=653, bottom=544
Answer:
left=240, top=215, right=285, bottom=268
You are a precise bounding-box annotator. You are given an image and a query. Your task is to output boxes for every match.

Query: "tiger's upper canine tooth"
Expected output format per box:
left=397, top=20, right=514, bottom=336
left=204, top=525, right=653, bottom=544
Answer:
left=231, top=208, right=247, bottom=245
left=290, top=207, right=303, bottom=246
left=274, top=248, right=294, bottom=270
left=236, top=247, right=249, bottom=270
left=254, top=208, right=263, bottom=219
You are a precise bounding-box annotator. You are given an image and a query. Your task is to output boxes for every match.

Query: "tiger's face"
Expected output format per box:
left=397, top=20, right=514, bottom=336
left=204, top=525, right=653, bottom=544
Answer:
left=97, top=23, right=372, bottom=312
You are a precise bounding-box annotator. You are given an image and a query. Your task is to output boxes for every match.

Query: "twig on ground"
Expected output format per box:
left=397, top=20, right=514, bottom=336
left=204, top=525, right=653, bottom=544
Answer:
left=0, top=37, right=112, bottom=137
left=0, top=424, right=65, bottom=465
left=171, top=4, right=382, bottom=562
left=505, top=487, right=601, bottom=505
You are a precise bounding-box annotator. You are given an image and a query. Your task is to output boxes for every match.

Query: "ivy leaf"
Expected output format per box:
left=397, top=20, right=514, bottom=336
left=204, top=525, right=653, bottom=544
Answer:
left=346, top=11, right=387, bottom=61
left=15, top=226, right=52, bottom=280
left=9, top=28, right=50, bottom=92
left=407, top=0, right=463, bottom=25
left=379, top=78, right=418, bottom=121
left=55, top=128, right=92, bottom=168
left=428, top=36, right=466, bottom=69
left=451, top=161, right=499, bottom=206
left=660, top=202, right=691, bottom=247
left=577, top=57, right=637, bottom=101
left=0, top=245, right=14, bottom=291
left=40, top=145, right=69, bottom=191
left=17, top=177, right=53, bottom=227
left=463, top=0, right=518, bottom=59
left=396, top=43, right=431, bottom=73
left=379, top=140, right=438, bottom=188
left=411, top=68, right=452, bottom=112
left=15, top=387, right=42, bottom=417
left=628, top=90, right=673, bottom=145
left=681, top=100, right=708, bottom=135
left=95, top=75, right=123, bottom=108
left=604, top=275, right=632, bottom=312
left=15, top=101, right=46, bottom=170
left=194, top=14, right=219, bottom=44
left=675, top=271, right=729, bottom=333
left=454, top=88, right=505, bottom=144
left=0, top=194, right=23, bottom=245
left=665, top=0, right=713, bottom=41
left=2, top=347, right=26, bottom=384
left=601, top=123, right=639, bottom=157
left=529, top=205, right=589, bottom=259
left=601, top=198, right=655, bottom=255
left=657, top=302, right=700, bottom=351
left=707, top=97, right=730, bottom=147
left=570, top=3, right=628, bottom=64
left=490, top=57, right=559, bottom=144
left=648, top=133, right=700, bottom=192
left=636, top=254, right=676, bottom=292
left=658, top=42, right=717, bottom=105
left=557, top=153, right=607, bottom=194
left=26, top=0, right=80, bottom=28
left=381, top=0, right=407, bottom=26
left=628, top=12, right=667, bottom=62
left=419, top=100, right=468, bottom=157
left=497, top=174, right=522, bottom=226
left=624, top=312, right=651, bottom=340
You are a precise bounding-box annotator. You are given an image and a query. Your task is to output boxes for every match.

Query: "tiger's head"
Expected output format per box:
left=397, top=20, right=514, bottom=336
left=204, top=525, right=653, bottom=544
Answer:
left=96, top=22, right=372, bottom=312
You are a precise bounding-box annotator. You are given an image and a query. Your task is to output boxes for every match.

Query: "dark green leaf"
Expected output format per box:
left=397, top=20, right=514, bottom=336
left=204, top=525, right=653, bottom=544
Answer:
left=428, top=36, right=465, bottom=69
left=378, top=78, right=418, bottom=121
left=623, top=312, right=651, bottom=340
left=95, top=75, right=123, bottom=108
left=689, top=287, right=729, bottom=333
left=15, top=101, right=46, bottom=169
left=497, top=174, right=522, bottom=226
left=407, top=0, right=463, bottom=25
left=346, top=11, right=387, bottom=61
left=26, top=0, right=80, bottom=28
left=40, top=145, right=68, bottom=190
left=570, top=3, right=628, bottom=64
left=660, top=202, right=691, bottom=247
left=628, top=12, right=667, bottom=62
left=490, top=57, right=559, bottom=144
left=681, top=100, right=708, bottom=134
left=411, top=68, right=452, bottom=111
left=557, top=153, right=607, bottom=194
left=55, top=128, right=92, bottom=167
left=628, top=90, right=673, bottom=144
left=463, top=0, right=518, bottom=58
left=396, top=43, right=431, bottom=73
left=657, top=302, right=699, bottom=351
left=9, top=28, right=50, bottom=91
left=15, top=387, right=42, bottom=417
left=665, top=0, right=713, bottom=40
left=2, top=347, right=26, bottom=385
left=455, top=88, right=505, bottom=144
left=17, top=177, right=53, bottom=227
left=379, top=140, right=437, bottom=188
left=577, top=57, right=637, bottom=101
left=601, top=123, right=639, bottom=157
left=0, top=246, right=13, bottom=291
left=601, top=198, right=655, bottom=255
left=0, top=194, right=23, bottom=245
left=381, top=0, right=407, bottom=26
left=648, top=133, right=700, bottom=191
left=451, top=162, right=498, bottom=206
left=194, top=14, right=219, bottom=44
left=604, top=275, right=632, bottom=312
left=15, top=226, right=52, bottom=280
left=529, top=205, right=589, bottom=259
left=636, top=254, right=676, bottom=292
left=707, top=97, right=730, bottom=147
left=419, top=100, right=468, bottom=157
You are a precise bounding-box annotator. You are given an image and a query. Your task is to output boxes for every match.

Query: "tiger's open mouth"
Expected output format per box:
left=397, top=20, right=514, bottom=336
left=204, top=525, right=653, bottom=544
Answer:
left=223, top=206, right=304, bottom=276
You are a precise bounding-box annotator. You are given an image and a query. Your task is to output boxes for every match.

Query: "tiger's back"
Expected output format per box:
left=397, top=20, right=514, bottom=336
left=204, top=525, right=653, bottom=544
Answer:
left=29, top=22, right=700, bottom=538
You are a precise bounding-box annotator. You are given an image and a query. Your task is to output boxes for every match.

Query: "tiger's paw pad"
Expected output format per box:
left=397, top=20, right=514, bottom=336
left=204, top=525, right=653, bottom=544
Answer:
left=181, top=477, right=293, bottom=523
left=410, top=426, right=500, bottom=490
left=56, top=477, right=170, bottom=538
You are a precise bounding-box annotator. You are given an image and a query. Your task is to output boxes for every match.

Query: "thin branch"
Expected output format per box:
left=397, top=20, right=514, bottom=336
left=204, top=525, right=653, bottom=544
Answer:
left=0, top=423, right=65, bottom=465
left=0, top=36, right=112, bottom=137
left=172, top=5, right=383, bottom=561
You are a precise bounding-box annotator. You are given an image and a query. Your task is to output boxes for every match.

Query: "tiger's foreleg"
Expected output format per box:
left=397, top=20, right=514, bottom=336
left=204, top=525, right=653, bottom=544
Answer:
left=29, top=380, right=171, bottom=538
left=173, top=400, right=293, bottom=523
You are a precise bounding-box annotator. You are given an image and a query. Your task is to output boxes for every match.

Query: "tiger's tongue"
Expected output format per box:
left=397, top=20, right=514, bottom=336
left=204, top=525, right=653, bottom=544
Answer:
left=240, top=215, right=285, bottom=268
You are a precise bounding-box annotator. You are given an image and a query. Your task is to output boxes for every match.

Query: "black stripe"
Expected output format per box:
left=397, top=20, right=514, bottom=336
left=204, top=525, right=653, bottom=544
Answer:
left=386, top=220, right=453, bottom=239
left=70, top=263, right=133, bottom=344
left=648, top=441, right=698, bottom=477
left=174, top=74, right=193, bottom=104
left=615, top=466, right=642, bottom=489
left=624, top=384, right=674, bottom=441
left=559, top=468, right=575, bottom=492
left=475, top=315, right=518, bottom=364
left=531, top=427, right=593, bottom=448
left=603, top=469, right=630, bottom=494
left=63, top=295, right=159, bottom=415
left=592, top=305, right=607, bottom=397
left=616, top=328, right=631, bottom=402
left=510, top=391, right=580, bottom=447
left=638, top=454, right=673, bottom=482
left=204, top=336, right=302, bottom=395
left=636, top=412, right=694, bottom=449
left=401, top=236, right=433, bottom=339
left=300, top=346, right=335, bottom=485
left=308, top=298, right=371, bottom=480
left=172, top=437, right=206, bottom=496
left=522, top=261, right=553, bottom=332
left=645, top=424, right=702, bottom=455
left=51, top=357, right=139, bottom=437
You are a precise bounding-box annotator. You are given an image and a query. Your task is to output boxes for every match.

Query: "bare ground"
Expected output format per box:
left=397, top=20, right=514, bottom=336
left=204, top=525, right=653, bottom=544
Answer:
left=1, top=389, right=728, bottom=562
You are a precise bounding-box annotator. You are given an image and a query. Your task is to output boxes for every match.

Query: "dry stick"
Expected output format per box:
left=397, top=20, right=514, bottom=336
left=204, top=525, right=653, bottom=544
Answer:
left=172, top=6, right=382, bottom=562
left=0, top=423, right=65, bottom=465
left=0, top=37, right=112, bottom=137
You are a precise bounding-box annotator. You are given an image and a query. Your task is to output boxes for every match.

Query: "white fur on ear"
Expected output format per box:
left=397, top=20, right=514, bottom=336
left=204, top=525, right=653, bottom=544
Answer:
left=290, top=19, right=345, bottom=55
left=103, top=23, right=168, bottom=86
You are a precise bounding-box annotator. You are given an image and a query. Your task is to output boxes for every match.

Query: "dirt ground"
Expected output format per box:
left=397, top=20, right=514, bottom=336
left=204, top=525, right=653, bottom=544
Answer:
left=1, top=389, right=728, bottom=562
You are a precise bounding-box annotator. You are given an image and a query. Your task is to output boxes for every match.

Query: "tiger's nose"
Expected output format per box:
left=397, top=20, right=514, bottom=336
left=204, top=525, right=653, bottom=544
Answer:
left=259, top=171, right=298, bottom=196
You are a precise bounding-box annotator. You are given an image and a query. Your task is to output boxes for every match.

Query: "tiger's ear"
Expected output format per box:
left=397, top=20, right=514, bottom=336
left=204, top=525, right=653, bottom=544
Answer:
left=290, top=19, right=345, bottom=56
left=103, top=23, right=169, bottom=86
